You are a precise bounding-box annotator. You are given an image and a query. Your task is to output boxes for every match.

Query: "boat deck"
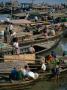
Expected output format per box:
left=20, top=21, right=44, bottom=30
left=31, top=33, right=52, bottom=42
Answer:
left=34, top=40, right=56, bottom=48
left=0, top=61, right=27, bottom=74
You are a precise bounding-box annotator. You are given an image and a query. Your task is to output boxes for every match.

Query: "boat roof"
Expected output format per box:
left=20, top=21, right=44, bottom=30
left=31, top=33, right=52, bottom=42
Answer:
left=50, top=13, right=66, bottom=18
left=10, top=19, right=33, bottom=25
left=13, top=13, right=26, bottom=17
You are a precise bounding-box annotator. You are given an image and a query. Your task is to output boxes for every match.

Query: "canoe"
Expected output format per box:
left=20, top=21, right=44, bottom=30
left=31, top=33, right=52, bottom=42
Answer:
left=0, top=32, right=63, bottom=55
left=0, top=38, right=61, bottom=63
left=0, top=67, right=67, bottom=90
left=19, top=31, right=63, bottom=46
left=0, top=54, right=67, bottom=90
left=19, top=37, right=61, bottom=56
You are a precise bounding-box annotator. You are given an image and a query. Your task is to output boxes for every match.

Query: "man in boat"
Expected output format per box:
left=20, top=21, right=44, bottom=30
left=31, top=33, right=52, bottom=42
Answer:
left=22, top=65, right=39, bottom=80
left=9, top=67, right=24, bottom=80
left=51, top=62, right=60, bottom=80
left=45, top=54, right=54, bottom=71
left=41, top=57, right=46, bottom=72
left=13, top=38, right=20, bottom=55
left=4, top=26, right=10, bottom=43
left=42, top=26, right=49, bottom=39
left=51, top=51, right=57, bottom=59
left=35, top=16, right=38, bottom=22
left=9, top=67, right=17, bottom=80
left=10, top=30, right=16, bottom=45
left=29, top=45, right=35, bottom=54
left=9, top=23, right=14, bottom=35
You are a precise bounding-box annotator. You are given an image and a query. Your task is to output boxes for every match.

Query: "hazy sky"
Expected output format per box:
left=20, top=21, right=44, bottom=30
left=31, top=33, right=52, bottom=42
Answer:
left=0, top=0, right=67, bottom=4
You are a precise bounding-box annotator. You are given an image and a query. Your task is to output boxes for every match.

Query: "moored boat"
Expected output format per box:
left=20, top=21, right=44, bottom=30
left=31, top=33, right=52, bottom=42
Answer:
left=0, top=65, right=67, bottom=90
left=0, top=38, right=61, bottom=61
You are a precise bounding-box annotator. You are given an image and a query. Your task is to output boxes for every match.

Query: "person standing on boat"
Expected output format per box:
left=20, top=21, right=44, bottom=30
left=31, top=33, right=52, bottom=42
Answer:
left=51, top=62, right=60, bottom=80
left=42, top=26, right=49, bottom=39
left=45, top=54, right=53, bottom=71
left=10, top=30, right=16, bottom=44
left=4, top=26, right=10, bottom=43
left=9, top=23, right=14, bottom=35
left=13, top=38, right=20, bottom=55
left=51, top=51, right=57, bottom=59
left=41, top=57, right=46, bottom=71
left=35, top=16, right=38, bottom=22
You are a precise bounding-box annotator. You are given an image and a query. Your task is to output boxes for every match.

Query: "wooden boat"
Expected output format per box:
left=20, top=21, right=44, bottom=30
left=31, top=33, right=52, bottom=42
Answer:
left=0, top=33, right=61, bottom=58
left=0, top=38, right=61, bottom=64
left=18, top=31, right=63, bottom=46
left=0, top=21, right=65, bottom=46
left=0, top=67, right=67, bottom=90
left=0, top=52, right=67, bottom=90
left=19, top=37, right=61, bottom=56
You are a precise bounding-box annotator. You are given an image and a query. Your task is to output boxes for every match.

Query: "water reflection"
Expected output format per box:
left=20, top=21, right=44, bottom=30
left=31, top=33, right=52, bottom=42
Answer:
left=25, top=73, right=67, bottom=90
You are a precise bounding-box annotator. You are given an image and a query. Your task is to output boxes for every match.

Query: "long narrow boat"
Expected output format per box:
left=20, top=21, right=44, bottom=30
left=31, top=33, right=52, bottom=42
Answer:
left=0, top=67, right=67, bottom=90
left=19, top=31, right=63, bottom=46
left=18, top=37, right=62, bottom=56
left=0, top=38, right=61, bottom=64
left=0, top=34, right=62, bottom=57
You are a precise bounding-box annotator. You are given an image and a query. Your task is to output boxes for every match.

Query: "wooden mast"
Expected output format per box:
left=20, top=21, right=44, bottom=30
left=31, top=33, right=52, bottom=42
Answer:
left=10, top=0, right=19, bottom=18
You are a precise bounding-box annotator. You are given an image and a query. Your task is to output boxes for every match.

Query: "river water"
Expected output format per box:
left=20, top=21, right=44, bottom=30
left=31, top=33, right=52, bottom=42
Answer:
left=25, top=73, right=67, bottom=90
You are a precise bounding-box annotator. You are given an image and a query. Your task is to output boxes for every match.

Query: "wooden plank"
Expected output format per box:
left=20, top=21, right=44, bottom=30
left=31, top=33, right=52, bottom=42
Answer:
left=4, top=54, right=35, bottom=63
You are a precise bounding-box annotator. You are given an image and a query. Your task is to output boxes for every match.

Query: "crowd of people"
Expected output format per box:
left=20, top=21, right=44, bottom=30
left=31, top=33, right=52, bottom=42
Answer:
left=9, top=56, right=47, bottom=81
left=3, top=21, right=65, bottom=55
left=9, top=65, right=39, bottom=81
left=4, top=23, right=15, bottom=43
left=3, top=23, right=21, bottom=55
left=8, top=50, right=66, bottom=81
left=2, top=19, right=66, bottom=81
left=42, top=24, right=63, bottom=39
left=44, top=50, right=66, bottom=80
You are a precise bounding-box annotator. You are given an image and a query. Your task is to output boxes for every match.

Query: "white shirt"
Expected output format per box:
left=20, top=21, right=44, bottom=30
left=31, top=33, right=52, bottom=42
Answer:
left=11, top=32, right=16, bottom=37
left=29, top=46, right=35, bottom=53
left=51, top=30, right=55, bottom=36
left=35, top=16, right=38, bottom=21
left=10, top=24, right=13, bottom=30
left=28, top=71, right=39, bottom=79
left=41, top=63, right=46, bottom=71
left=13, top=42, right=19, bottom=49
left=22, top=69, right=27, bottom=76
